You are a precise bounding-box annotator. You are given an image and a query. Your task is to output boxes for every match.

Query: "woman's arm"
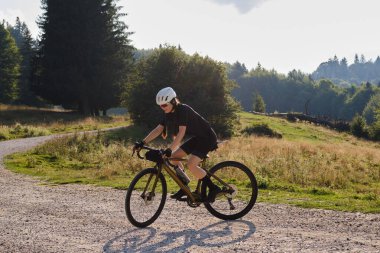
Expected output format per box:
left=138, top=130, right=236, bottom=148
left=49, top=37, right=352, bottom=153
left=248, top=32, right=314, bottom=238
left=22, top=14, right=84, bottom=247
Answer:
left=169, top=126, right=186, bottom=150
left=143, top=124, right=165, bottom=144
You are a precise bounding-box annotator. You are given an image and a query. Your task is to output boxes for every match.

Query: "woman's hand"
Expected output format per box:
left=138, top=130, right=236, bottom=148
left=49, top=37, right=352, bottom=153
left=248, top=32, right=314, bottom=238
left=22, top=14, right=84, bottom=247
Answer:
left=133, top=140, right=145, bottom=152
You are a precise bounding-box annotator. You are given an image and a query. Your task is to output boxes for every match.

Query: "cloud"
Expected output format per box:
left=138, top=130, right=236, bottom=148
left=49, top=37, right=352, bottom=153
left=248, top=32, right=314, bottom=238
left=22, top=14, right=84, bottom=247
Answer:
left=207, top=0, right=269, bottom=14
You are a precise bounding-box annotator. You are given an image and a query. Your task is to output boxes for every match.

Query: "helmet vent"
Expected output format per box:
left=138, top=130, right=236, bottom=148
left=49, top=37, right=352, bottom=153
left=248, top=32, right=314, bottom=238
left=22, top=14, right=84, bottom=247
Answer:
left=156, top=87, right=177, bottom=105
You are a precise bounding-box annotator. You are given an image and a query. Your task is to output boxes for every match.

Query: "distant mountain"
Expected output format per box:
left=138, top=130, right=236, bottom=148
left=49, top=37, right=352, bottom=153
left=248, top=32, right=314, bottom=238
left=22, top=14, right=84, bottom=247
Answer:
left=311, top=54, right=380, bottom=87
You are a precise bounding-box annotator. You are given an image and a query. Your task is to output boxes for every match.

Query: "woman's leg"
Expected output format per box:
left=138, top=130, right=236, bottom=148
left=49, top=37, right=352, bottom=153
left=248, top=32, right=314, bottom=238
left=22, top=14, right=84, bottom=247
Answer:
left=169, top=148, right=190, bottom=199
left=187, top=155, right=206, bottom=179
left=170, top=148, right=187, bottom=170
left=188, top=155, right=221, bottom=202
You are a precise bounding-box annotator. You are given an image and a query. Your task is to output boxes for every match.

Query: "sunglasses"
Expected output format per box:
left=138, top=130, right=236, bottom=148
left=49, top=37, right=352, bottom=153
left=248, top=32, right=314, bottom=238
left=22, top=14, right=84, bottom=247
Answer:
left=160, top=103, right=170, bottom=108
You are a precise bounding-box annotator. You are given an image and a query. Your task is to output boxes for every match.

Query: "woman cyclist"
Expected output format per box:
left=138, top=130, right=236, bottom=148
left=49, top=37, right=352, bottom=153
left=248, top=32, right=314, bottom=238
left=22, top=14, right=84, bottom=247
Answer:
left=133, top=87, right=221, bottom=202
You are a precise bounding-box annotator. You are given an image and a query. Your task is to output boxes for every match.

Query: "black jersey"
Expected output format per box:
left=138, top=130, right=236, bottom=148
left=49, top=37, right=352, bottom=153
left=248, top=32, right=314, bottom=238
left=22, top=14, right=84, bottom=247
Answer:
left=159, top=104, right=216, bottom=139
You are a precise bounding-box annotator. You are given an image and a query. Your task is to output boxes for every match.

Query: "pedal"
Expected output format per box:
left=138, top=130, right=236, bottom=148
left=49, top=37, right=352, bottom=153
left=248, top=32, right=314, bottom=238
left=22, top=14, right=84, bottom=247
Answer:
left=176, top=197, right=188, bottom=202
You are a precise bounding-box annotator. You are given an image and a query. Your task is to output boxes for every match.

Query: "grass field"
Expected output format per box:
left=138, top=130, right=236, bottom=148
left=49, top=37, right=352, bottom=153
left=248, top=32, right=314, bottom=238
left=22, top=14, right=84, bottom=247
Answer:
left=4, top=112, right=380, bottom=213
left=0, top=104, right=129, bottom=140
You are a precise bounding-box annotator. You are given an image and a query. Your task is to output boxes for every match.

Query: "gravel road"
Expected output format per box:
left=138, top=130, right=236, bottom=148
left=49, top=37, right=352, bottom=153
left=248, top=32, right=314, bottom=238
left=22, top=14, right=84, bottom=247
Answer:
left=1, top=135, right=379, bottom=252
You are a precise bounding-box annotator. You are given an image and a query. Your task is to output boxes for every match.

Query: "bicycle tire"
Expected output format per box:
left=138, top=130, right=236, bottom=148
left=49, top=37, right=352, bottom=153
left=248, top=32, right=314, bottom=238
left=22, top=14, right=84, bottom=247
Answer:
left=125, top=168, right=167, bottom=227
left=202, top=161, right=258, bottom=220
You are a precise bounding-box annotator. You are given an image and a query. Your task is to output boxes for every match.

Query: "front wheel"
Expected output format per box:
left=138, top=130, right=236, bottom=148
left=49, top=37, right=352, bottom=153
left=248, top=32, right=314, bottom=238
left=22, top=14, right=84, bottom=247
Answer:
left=202, top=161, right=258, bottom=220
left=125, top=168, right=167, bottom=227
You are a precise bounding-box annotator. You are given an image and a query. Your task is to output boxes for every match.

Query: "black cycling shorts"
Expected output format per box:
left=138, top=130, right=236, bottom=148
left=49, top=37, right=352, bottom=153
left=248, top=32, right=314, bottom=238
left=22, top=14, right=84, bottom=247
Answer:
left=180, top=136, right=218, bottom=159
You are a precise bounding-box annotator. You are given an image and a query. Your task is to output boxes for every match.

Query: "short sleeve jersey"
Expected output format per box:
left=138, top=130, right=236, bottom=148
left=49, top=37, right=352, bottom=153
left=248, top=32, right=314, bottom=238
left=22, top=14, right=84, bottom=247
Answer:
left=159, top=104, right=213, bottom=139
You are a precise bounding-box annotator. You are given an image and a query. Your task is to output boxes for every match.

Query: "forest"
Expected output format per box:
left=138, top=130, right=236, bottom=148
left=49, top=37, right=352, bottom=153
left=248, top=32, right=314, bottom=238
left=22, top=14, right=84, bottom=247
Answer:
left=311, top=54, right=380, bottom=86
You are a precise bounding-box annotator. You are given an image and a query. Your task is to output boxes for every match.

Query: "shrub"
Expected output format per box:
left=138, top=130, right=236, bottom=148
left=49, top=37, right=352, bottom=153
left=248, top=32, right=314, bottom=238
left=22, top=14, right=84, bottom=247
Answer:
left=0, top=128, right=9, bottom=140
left=241, top=124, right=282, bottom=138
left=350, top=114, right=368, bottom=138
left=368, top=109, right=380, bottom=141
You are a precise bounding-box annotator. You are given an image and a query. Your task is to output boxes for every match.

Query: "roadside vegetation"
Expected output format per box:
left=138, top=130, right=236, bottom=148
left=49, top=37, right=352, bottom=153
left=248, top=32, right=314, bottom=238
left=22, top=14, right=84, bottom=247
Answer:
left=5, top=112, right=380, bottom=213
left=0, top=104, right=129, bottom=141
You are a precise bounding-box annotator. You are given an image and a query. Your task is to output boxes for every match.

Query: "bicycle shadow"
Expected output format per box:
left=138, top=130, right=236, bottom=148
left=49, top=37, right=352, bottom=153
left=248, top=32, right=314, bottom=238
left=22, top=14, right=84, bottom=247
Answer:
left=103, top=220, right=256, bottom=253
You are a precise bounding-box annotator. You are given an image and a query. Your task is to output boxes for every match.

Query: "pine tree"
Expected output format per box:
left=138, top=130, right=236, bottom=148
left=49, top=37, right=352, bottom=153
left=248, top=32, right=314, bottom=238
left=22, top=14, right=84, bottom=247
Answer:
left=360, top=54, right=366, bottom=64
left=354, top=54, right=359, bottom=64
left=0, top=22, right=21, bottom=103
left=253, top=92, right=266, bottom=113
left=9, top=18, right=24, bottom=48
left=339, top=57, right=349, bottom=78
left=228, top=61, right=248, bottom=80
left=35, top=0, right=134, bottom=115
left=9, top=18, right=37, bottom=104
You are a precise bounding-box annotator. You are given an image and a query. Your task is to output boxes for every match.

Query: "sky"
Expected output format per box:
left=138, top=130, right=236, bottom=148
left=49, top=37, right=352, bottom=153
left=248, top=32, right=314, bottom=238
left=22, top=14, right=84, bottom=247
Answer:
left=1, top=0, right=380, bottom=74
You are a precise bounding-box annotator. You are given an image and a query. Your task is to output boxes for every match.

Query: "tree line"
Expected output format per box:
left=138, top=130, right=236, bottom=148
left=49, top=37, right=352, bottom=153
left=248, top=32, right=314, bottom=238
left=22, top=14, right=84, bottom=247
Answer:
left=227, top=62, right=380, bottom=140
left=312, top=54, right=380, bottom=86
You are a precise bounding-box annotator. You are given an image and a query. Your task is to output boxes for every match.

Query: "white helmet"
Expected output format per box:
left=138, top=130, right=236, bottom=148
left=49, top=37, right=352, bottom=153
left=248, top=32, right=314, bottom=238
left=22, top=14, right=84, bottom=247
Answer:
left=156, top=87, right=177, bottom=105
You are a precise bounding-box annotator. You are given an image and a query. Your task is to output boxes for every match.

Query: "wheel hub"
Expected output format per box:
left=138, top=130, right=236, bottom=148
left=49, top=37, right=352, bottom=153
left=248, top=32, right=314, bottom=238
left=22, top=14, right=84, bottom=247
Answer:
left=143, top=192, right=155, bottom=205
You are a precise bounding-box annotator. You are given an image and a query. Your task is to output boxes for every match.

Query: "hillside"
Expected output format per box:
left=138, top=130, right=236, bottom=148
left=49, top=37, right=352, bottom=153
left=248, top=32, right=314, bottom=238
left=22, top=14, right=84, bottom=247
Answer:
left=238, top=112, right=371, bottom=144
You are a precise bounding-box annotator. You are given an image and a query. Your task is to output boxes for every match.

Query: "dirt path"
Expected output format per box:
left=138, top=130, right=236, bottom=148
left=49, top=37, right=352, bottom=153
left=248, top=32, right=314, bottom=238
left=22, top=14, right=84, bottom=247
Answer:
left=1, top=135, right=380, bottom=253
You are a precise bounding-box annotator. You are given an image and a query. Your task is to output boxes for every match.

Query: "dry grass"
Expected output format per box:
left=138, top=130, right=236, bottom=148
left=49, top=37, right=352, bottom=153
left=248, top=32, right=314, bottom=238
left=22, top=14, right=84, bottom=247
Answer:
left=32, top=132, right=151, bottom=177
left=0, top=124, right=51, bottom=140
left=208, top=137, right=380, bottom=193
left=19, top=133, right=380, bottom=195
left=0, top=103, right=128, bottom=140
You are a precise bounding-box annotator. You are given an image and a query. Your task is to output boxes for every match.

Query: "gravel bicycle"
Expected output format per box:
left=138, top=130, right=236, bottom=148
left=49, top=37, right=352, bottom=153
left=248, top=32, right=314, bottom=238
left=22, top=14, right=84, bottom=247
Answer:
left=125, top=145, right=258, bottom=228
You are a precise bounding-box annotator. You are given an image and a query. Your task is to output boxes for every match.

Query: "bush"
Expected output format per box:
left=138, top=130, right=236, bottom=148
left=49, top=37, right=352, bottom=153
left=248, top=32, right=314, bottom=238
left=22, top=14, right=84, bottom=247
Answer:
left=350, top=114, right=368, bottom=138
left=255, top=174, right=270, bottom=189
left=241, top=123, right=282, bottom=138
left=0, top=128, right=9, bottom=140
left=368, top=109, right=380, bottom=141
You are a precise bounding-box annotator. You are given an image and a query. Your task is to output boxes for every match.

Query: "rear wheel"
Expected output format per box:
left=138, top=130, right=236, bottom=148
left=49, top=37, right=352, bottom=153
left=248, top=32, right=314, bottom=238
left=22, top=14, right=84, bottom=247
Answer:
left=125, top=168, right=167, bottom=227
left=202, top=161, right=258, bottom=220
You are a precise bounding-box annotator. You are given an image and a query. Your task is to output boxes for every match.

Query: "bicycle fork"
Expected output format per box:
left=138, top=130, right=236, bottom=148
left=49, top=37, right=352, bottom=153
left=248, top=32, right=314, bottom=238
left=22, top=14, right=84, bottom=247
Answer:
left=141, top=172, right=156, bottom=203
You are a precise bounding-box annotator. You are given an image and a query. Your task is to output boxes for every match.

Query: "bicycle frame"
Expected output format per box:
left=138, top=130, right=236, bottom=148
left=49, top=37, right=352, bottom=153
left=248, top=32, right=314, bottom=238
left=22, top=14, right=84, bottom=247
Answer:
left=158, top=159, right=198, bottom=203
left=147, top=157, right=234, bottom=204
